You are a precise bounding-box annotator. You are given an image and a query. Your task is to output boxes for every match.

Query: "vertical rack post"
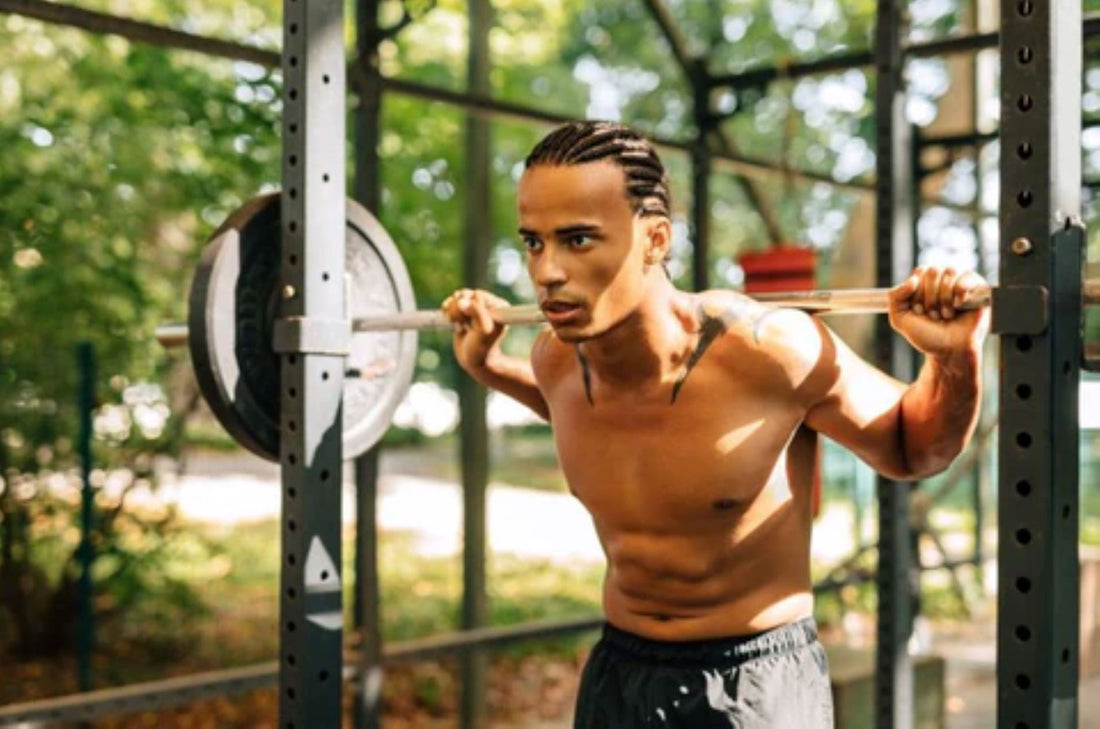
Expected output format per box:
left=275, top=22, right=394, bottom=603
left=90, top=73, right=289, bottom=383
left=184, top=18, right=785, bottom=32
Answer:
left=996, top=0, right=1082, bottom=726
left=873, top=0, right=916, bottom=725
left=278, top=0, right=347, bottom=724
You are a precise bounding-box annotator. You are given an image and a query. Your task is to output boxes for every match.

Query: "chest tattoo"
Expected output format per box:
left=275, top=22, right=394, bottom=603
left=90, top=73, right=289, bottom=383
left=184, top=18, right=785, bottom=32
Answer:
left=576, top=349, right=595, bottom=405
left=574, top=299, right=773, bottom=407
left=670, top=300, right=770, bottom=404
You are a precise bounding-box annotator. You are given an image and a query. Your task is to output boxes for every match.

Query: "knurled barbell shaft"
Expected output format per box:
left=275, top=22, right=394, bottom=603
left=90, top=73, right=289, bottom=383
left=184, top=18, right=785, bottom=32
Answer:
left=348, top=285, right=984, bottom=331
left=155, top=280, right=1100, bottom=347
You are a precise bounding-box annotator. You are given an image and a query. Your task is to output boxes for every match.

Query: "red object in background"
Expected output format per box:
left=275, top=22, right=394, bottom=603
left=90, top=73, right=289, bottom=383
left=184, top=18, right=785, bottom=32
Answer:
left=738, top=245, right=817, bottom=293
left=738, top=246, right=823, bottom=518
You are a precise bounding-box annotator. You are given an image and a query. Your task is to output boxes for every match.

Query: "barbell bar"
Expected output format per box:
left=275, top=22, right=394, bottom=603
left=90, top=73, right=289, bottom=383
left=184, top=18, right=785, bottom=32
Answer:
left=155, top=281, right=1100, bottom=347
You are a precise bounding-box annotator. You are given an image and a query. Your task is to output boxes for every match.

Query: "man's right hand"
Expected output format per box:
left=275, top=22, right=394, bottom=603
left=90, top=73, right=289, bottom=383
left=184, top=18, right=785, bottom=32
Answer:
left=442, top=288, right=509, bottom=374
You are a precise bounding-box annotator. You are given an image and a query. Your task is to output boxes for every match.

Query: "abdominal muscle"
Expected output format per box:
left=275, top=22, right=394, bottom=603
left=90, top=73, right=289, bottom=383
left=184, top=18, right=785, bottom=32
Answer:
left=586, top=439, right=818, bottom=642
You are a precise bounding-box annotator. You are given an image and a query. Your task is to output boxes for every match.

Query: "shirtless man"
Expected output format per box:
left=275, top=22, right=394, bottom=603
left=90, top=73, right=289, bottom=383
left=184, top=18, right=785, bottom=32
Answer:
left=443, top=121, right=987, bottom=728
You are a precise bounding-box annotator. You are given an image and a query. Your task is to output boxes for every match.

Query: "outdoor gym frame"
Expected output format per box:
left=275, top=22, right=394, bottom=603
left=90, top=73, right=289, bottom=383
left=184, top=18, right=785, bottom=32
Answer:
left=0, top=0, right=1090, bottom=727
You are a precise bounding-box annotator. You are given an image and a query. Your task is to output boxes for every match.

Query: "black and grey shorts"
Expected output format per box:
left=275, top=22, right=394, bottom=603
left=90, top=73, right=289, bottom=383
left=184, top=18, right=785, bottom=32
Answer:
left=574, top=618, right=833, bottom=728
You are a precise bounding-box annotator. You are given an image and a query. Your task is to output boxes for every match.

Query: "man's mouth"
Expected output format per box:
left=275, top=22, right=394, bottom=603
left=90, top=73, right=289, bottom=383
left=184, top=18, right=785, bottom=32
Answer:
left=540, top=300, right=584, bottom=324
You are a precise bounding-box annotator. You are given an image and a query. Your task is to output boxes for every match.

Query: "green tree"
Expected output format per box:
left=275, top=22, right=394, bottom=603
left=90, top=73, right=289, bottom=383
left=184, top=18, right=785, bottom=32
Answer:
left=0, top=15, right=280, bottom=658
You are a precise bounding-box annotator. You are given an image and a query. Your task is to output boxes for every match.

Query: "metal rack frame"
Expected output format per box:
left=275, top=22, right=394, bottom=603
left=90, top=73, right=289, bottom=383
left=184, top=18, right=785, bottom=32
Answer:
left=0, top=0, right=1091, bottom=727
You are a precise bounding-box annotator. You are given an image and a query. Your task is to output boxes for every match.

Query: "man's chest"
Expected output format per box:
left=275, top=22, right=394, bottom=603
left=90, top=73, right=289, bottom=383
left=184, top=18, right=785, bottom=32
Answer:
left=545, top=376, right=805, bottom=525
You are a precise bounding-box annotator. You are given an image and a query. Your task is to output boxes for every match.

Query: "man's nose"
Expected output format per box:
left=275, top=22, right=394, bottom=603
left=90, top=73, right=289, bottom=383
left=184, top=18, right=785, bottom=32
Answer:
left=530, top=248, right=568, bottom=288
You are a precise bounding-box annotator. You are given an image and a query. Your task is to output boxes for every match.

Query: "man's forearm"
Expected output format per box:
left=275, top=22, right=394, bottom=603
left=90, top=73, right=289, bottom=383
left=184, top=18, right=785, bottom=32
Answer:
left=468, top=354, right=550, bottom=421
left=898, top=349, right=982, bottom=478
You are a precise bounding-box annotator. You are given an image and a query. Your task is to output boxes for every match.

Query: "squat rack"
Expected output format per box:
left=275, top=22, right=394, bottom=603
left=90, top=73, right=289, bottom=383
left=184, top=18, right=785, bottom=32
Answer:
left=0, top=0, right=1090, bottom=727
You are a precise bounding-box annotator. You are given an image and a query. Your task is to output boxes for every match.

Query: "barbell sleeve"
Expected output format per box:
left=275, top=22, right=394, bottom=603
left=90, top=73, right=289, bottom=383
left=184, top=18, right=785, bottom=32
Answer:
left=156, top=323, right=189, bottom=348
left=154, top=279, right=1100, bottom=347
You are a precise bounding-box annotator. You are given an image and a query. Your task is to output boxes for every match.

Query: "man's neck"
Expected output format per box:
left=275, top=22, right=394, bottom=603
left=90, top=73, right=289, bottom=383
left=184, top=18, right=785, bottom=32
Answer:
left=576, top=278, right=697, bottom=391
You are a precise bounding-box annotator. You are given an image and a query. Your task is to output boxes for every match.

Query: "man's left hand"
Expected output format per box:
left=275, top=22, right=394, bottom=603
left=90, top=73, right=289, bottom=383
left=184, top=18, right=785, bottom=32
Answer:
left=888, top=267, right=991, bottom=361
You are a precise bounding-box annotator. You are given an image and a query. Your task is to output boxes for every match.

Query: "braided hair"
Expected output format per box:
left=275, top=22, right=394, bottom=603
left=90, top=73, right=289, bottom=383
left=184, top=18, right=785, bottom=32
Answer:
left=524, top=121, right=672, bottom=220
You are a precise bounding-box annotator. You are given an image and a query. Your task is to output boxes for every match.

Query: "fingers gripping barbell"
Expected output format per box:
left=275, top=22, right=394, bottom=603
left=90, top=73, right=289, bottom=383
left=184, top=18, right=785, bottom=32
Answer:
left=162, top=193, right=1100, bottom=462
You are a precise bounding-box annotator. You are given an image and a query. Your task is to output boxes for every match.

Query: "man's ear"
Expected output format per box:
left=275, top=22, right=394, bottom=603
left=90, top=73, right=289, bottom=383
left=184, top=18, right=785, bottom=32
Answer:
left=644, top=217, right=673, bottom=264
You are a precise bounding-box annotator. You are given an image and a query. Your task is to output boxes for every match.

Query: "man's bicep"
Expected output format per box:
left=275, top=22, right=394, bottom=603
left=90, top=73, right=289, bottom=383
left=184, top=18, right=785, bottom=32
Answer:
left=801, top=328, right=908, bottom=476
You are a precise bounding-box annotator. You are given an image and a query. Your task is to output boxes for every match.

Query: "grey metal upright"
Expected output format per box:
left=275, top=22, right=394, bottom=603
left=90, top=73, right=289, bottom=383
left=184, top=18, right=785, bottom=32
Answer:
left=459, top=0, right=493, bottom=725
left=353, top=1, right=385, bottom=727
left=873, top=0, right=916, bottom=726
left=996, top=0, right=1082, bottom=726
left=76, top=341, right=96, bottom=693
left=278, top=0, right=347, bottom=725
left=691, top=60, right=712, bottom=292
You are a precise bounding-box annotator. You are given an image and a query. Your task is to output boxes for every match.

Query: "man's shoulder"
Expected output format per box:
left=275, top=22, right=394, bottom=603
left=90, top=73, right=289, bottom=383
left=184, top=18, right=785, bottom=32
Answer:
left=692, top=289, right=813, bottom=348
left=530, top=327, right=572, bottom=377
left=693, top=289, right=828, bottom=380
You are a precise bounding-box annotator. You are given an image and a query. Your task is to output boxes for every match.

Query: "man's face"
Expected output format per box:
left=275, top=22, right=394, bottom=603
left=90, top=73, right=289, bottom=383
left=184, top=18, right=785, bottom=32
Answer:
left=517, top=161, right=663, bottom=342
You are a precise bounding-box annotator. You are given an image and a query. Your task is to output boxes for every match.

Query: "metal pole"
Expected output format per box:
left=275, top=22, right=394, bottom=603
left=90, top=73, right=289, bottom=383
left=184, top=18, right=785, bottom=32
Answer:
left=708, top=17, right=1100, bottom=91
left=353, top=1, right=384, bottom=727
left=996, top=0, right=1082, bottom=725
left=278, top=0, right=346, bottom=724
left=873, top=0, right=915, bottom=724
left=969, top=0, right=988, bottom=590
left=76, top=341, right=95, bottom=693
left=460, top=0, right=491, bottom=725
left=691, top=60, right=712, bottom=291
left=353, top=452, right=383, bottom=729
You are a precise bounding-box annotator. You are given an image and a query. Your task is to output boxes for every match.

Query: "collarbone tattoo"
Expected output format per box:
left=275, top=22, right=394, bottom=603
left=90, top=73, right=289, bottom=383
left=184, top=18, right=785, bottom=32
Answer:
left=574, top=298, right=772, bottom=407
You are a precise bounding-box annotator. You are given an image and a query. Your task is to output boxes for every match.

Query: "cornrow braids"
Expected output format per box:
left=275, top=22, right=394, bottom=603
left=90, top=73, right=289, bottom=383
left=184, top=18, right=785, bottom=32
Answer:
left=525, top=121, right=672, bottom=219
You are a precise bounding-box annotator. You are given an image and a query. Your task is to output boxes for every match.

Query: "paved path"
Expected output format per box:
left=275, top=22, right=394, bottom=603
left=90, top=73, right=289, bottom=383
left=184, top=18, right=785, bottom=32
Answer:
left=934, top=622, right=1100, bottom=728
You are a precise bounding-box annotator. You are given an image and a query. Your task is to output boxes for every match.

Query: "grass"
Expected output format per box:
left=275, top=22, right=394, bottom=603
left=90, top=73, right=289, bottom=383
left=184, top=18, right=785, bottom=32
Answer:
left=4, top=513, right=603, bottom=725
left=191, top=519, right=603, bottom=653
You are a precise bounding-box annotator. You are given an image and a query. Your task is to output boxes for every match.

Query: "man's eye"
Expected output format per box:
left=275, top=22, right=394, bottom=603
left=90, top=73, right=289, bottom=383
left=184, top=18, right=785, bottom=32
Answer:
left=522, top=236, right=542, bottom=251
left=566, top=235, right=592, bottom=248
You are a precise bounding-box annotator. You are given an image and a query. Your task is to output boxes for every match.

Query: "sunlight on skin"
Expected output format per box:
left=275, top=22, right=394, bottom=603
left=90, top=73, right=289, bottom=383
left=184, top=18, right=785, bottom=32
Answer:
left=753, top=308, right=826, bottom=389
left=749, top=592, right=815, bottom=627
left=763, top=454, right=795, bottom=505
left=758, top=306, right=902, bottom=435
left=714, top=419, right=765, bottom=455
left=715, top=420, right=795, bottom=509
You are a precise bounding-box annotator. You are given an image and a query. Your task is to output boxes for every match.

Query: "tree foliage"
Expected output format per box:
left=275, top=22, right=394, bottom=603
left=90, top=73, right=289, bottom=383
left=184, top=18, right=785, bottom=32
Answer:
left=0, top=12, right=280, bottom=658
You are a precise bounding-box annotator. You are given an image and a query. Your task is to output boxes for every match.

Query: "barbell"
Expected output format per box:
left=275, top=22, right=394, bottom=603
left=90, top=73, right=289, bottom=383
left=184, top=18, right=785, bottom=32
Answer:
left=161, top=193, right=1100, bottom=462
left=155, top=285, right=1001, bottom=348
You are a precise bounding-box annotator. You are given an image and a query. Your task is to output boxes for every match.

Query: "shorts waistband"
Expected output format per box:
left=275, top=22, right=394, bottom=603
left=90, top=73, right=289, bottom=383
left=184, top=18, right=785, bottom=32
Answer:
left=598, top=617, right=819, bottom=666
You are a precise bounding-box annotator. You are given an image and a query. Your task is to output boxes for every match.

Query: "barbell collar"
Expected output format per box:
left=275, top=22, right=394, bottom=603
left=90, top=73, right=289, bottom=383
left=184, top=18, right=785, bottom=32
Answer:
left=272, top=317, right=351, bottom=355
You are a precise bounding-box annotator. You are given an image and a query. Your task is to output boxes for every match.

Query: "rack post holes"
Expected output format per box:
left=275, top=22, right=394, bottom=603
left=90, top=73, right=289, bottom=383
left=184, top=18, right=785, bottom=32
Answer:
left=996, top=0, right=1083, bottom=727
left=279, top=0, right=347, bottom=726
